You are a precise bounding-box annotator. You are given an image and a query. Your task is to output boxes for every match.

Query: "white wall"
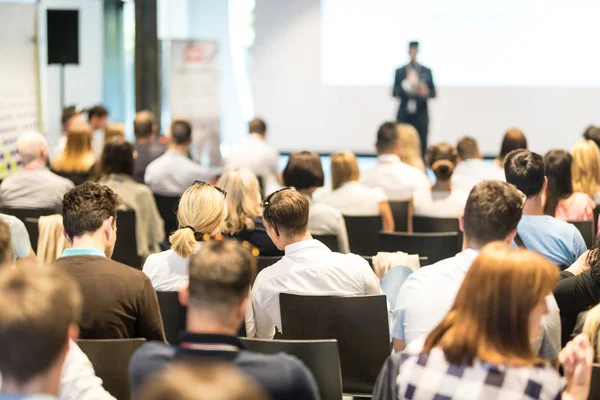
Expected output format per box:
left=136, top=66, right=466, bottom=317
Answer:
left=253, top=0, right=600, bottom=155
left=37, top=0, right=103, bottom=147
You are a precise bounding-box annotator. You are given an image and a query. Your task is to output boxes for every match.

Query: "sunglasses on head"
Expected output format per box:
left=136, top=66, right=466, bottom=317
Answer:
left=262, top=187, right=293, bottom=236
left=193, top=180, right=228, bottom=198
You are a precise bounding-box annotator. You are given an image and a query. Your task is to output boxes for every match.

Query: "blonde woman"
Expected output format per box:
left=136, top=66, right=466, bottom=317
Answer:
left=319, top=152, right=394, bottom=232
left=572, top=140, right=600, bottom=205
left=397, top=124, right=426, bottom=172
left=142, top=182, right=227, bottom=291
left=217, top=168, right=282, bottom=256
left=51, top=125, right=97, bottom=185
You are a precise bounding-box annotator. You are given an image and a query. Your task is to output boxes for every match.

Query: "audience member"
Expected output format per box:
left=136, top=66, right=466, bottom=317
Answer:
left=251, top=188, right=381, bottom=338
left=130, top=240, right=320, bottom=400
left=143, top=182, right=227, bottom=291
left=0, top=265, right=81, bottom=398
left=375, top=244, right=593, bottom=400
left=51, top=182, right=165, bottom=341
left=51, top=125, right=97, bottom=186
left=583, top=124, right=600, bottom=149
left=283, top=151, right=350, bottom=253
left=392, top=181, right=560, bottom=361
left=216, top=168, right=282, bottom=256
left=452, top=136, right=505, bottom=193
left=53, top=105, right=86, bottom=160
left=135, top=363, right=268, bottom=400
left=583, top=303, right=600, bottom=361
left=0, top=131, right=73, bottom=211
left=319, top=151, right=394, bottom=232
left=104, top=122, right=125, bottom=142
left=361, top=122, right=430, bottom=200
left=571, top=140, right=600, bottom=204
left=145, top=119, right=212, bottom=196
left=397, top=124, right=426, bottom=172
left=0, top=221, right=14, bottom=269
left=412, top=142, right=468, bottom=218
left=224, top=117, right=282, bottom=186
left=133, top=110, right=167, bottom=183
left=88, top=105, right=110, bottom=156
left=505, top=149, right=587, bottom=266
left=97, top=137, right=165, bottom=258
left=495, top=127, right=527, bottom=167
left=0, top=215, right=35, bottom=265
left=544, top=149, right=594, bottom=221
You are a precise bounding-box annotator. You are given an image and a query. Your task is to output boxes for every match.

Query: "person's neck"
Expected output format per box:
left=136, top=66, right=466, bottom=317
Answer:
left=250, top=133, right=265, bottom=141
left=378, top=151, right=399, bottom=158
left=70, top=233, right=106, bottom=255
left=281, top=231, right=313, bottom=249
left=299, top=188, right=316, bottom=199
left=522, top=195, right=544, bottom=216
left=136, top=136, right=154, bottom=145
left=1, top=364, right=61, bottom=397
left=186, top=309, right=240, bottom=336
left=23, top=159, right=47, bottom=169
left=431, top=179, right=452, bottom=192
left=462, top=236, right=512, bottom=251
left=168, top=144, right=189, bottom=153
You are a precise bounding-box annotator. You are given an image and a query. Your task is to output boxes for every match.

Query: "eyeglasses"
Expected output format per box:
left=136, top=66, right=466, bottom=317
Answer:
left=193, top=181, right=227, bottom=198
left=262, top=187, right=293, bottom=236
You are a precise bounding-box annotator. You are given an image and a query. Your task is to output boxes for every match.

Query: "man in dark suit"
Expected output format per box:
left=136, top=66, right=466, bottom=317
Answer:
left=393, top=41, right=436, bottom=155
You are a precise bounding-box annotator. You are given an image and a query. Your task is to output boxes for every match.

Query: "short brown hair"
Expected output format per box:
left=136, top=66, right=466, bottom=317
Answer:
left=262, top=189, right=309, bottom=237
left=249, top=118, right=267, bottom=135
left=283, top=151, right=324, bottom=190
left=0, top=220, right=14, bottom=268
left=424, top=243, right=557, bottom=366
left=170, top=119, right=193, bottom=145
left=136, top=362, right=268, bottom=400
left=456, top=136, right=481, bottom=160
left=376, top=122, right=399, bottom=153
left=62, top=182, right=122, bottom=240
left=98, top=137, right=135, bottom=177
left=499, top=128, right=527, bottom=162
left=331, top=151, right=360, bottom=190
left=188, top=240, right=255, bottom=320
left=0, top=264, right=82, bottom=383
left=426, top=142, right=457, bottom=181
left=134, top=110, right=155, bottom=139
left=463, top=181, right=523, bottom=246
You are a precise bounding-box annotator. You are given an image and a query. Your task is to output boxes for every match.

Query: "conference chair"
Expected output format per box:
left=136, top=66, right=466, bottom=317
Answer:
left=569, top=220, right=595, bottom=249
left=0, top=207, right=55, bottom=253
left=77, top=338, right=146, bottom=400
left=312, top=234, right=339, bottom=252
left=153, top=194, right=180, bottom=241
left=379, top=231, right=461, bottom=266
left=389, top=200, right=410, bottom=232
left=343, top=215, right=382, bottom=256
left=412, top=216, right=460, bottom=233
left=241, top=338, right=343, bottom=400
left=112, top=210, right=142, bottom=269
left=589, top=364, right=600, bottom=400
left=156, top=291, right=187, bottom=344
left=255, top=256, right=282, bottom=276
left=279, top=294, right=389, bottom=396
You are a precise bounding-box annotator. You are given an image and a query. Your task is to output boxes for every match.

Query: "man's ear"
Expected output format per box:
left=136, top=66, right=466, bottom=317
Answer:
left=68, top=323, right=79, bottom=341
left=62, top=229, right=73, bottom=244
left=103, top=216, right=115, bottom=240
left=179, top=282, right=190, bottom=307
left=458, top=211, right=465, bottom=233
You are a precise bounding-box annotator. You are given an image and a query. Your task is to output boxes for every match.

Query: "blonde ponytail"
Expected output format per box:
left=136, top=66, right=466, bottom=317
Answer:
left=583, top=303, right=600, bottom=361
left=169, top=227, right=197, bottom=259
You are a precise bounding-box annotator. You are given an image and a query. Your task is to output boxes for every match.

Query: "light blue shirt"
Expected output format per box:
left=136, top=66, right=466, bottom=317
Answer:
left=60, top=248, right=106, bottom=258
left=0, top=214, right=32, bottom=260
left=392, top=249, right=480, bottom=345
left=144, top=150, right=212, bottom=196
left=517, top=215, right=587, bottom=266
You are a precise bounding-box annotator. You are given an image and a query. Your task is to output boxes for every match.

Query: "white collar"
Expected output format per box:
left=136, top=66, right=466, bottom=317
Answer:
left=284, top=239, right=328, bottom=256
left=377, top=154, right=402, bottom=164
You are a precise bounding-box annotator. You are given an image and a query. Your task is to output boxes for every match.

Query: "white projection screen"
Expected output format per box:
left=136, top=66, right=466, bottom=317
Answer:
left=253, top=0, right=600, bottom=155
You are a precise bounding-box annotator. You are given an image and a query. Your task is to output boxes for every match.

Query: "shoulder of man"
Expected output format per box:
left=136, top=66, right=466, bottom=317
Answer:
left=129, top=342, right=176, bottom=393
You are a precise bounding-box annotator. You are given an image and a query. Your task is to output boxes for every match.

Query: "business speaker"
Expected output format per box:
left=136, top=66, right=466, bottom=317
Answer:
left=47, top=9, right=79, bottom=65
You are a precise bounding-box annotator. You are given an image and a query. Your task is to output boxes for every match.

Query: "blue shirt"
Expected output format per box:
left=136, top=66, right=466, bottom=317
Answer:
left=144, top=150, right=212, bottom=196
left=392, top=249, right=479, bottom=345
left=517, top=215, right=587, bottom=266
left=0, top=214, right=32, bottom=260
left=60, top=248, right=106, bottom=258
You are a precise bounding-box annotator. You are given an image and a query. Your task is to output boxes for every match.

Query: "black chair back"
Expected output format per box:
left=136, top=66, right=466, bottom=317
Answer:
left=153, top=194, right=180, bottom=240
left=589, top=364, right=600, bottom=400
left=156, top=291, right=187, bottom=344
left=379, top=231, right=461, bottom=265
left=241, top=338, right=343, bottom=400
left=569, top=220, right=595, bottom=249
left=256, top=256, right=282, bottom=275
left=112, top=210, right=141, bottom=269
left=77, top=338, right=145, bottom=400
left=413, top=216, right=460, bottom=233
left=389, top=201, right=410, bottom=232
left=343, top=215, right=382, bottom=256
left=279, top=294, right=389, bottom=396
left=313, top=234, right=339, bottom=252
left=0, top=207, right=55, bottom=253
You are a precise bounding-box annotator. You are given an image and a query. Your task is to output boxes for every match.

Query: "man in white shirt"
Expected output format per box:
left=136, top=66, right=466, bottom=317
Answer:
left=145, top=119, right=213, bottom=196
left=224, top=118, right=282, bottom=187
left=360, top=122, right=430, bottom=200
left=251, top=188, right=381, bottom=338
left=392, top=180, right=562, bottom=360
left=452, top=136, right=505, bottom=193
left=0, top=132, right=74, bottom=211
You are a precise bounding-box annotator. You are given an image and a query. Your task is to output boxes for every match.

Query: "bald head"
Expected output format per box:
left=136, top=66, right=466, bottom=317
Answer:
left=16, top=132, right=49, bottom=166
left=134, top=110, right=156, bottom=140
